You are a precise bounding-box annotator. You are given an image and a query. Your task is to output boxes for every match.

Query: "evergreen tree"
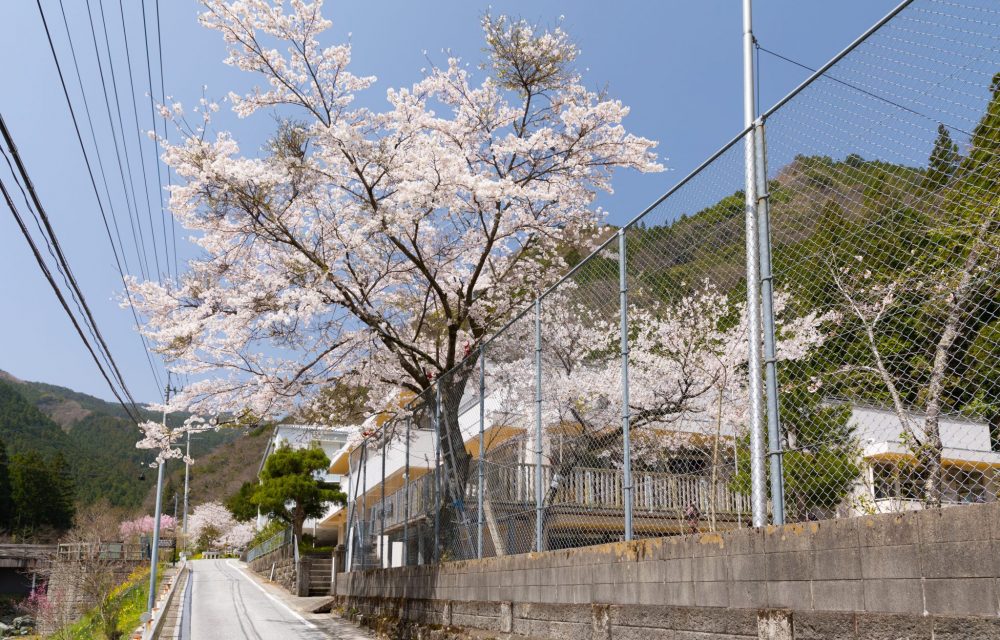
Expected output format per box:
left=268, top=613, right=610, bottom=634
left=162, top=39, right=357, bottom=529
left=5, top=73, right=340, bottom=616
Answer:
left=49, top=452, right=76, bottom=530
left=250, top=444, right=345, bottom=539
left=225, top=480, right=259, bottom=523
left=11, top=451, right=75, bottom=533
left=924, top=123, right=960, bottom=190
left=0, top=439, right=12, bottom=530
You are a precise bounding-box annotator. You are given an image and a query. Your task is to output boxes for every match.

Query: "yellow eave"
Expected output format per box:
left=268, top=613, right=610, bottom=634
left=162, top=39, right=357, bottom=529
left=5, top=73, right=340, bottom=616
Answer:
left=866, top=450, right=1000, bottom=470
left=329, top=449, right=351, bottom=475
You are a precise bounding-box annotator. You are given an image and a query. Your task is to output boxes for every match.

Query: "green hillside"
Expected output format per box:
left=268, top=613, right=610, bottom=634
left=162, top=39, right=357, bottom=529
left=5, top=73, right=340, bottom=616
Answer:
left=0, top=372, right=241, bottom=510
left=143, top=423, right=271, bottom=514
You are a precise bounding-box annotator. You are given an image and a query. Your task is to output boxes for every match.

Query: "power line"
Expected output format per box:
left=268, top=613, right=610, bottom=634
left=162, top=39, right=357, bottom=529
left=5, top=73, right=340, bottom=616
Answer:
left=34, top=0, right=166, bottom=401
left=140, top=0, right=171, bottom=281
left=49, top=0, right=165, bottom=395
left=154, top=0, right=178, bottom=278
left=0, top=137, right=122, bottom=391
left=0, top=114, right=139, bottom=412
left=84, top=0, right=157, bottom=283
left=48, top=0, right=146, bottom=283
left=112, top=0, right=164, bottom=283
left=85, top=0, right=160, bottom=280
left=0, top=174, right=143, bottom=425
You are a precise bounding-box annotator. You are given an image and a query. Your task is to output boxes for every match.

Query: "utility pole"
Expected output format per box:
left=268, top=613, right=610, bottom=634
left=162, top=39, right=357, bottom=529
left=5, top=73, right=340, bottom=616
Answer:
left=743, top=0, right=768, bottom=528
left=182, top=430, right=190, bottom=536
left=147, top=375, right=177, bottom=615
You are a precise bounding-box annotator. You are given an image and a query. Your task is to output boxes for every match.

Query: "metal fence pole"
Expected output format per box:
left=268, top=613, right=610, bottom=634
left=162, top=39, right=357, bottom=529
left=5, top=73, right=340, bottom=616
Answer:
left=618, top=229, right=634, bottom=541
left=380, top=436, right=387, bottom=567
left=403, top=416, right=411, bottom=566
left=345, top=446, right=355, bottom=571
left=478, top=344, right=486, bottom=559
left=755, top=120, right=786, bottom=526
left=433, top=387, right=441, bottom=562
left=360, top=445, right=368, bottom=568
left=534, top=298, right=544, bottom=553
left=743, top=0, right=767, bottom=528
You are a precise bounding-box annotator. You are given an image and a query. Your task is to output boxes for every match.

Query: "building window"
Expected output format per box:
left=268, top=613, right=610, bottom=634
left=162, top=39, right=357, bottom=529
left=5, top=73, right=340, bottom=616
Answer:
left=871, top=461, right=922, bottom=501
left=872, top=461, right=993, bottom=504
left=944, top=467, right=988, bottom=503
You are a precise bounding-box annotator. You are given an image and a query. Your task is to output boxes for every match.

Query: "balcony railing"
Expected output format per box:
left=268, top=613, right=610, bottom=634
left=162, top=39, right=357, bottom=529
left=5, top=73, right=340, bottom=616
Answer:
left=365, top=463, right=749, bottom=531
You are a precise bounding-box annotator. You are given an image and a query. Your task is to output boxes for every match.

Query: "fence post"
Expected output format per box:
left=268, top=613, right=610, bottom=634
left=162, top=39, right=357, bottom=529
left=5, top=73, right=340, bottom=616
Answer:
left=534, top=297, right=544, bottom=553
left=360, top=444, right=368, bottom=568
left=743, top=0, right=768, bottom=528
left=618, top=229, right=634, bottom=541
left=433, top=386, right=441, bottom=562
left=345, top=445, right=355, bottom=571
left=380, top=434, right=387, bottom=568
left=478, top=344, right=486, bottom=559
left=755, top=119, right=785, bottom=525
left=403, top=416, right=411, bottom=566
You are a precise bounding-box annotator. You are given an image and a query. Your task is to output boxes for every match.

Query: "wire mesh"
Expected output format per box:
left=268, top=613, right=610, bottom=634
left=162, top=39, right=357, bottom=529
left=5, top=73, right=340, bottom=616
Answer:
left=623, top=133, right=755, bottom=537
left=480, top=308, right=540, bottom=557
left=763, top=0, right=1000, bottom=520
left=343, top=0, right=1000, bottom=567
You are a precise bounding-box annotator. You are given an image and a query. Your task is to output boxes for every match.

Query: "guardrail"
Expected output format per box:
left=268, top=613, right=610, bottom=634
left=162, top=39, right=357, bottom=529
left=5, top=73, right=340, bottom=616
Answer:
left=56, top=541, right=174, bottom=562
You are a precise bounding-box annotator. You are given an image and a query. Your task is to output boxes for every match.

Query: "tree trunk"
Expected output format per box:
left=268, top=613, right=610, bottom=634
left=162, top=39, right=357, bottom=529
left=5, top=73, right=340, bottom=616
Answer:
left=922, top=208, right=996, bottom=506
left=709, top=378, right=725, bottom=532
left=434, top=371, right=476, bottom=560
left=292, top=504, right=306, bottom=542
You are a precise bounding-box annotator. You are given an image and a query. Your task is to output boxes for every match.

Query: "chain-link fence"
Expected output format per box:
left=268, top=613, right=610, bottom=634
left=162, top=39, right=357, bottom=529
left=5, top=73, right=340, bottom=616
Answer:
left=345, top=0, right=1000, bottom=568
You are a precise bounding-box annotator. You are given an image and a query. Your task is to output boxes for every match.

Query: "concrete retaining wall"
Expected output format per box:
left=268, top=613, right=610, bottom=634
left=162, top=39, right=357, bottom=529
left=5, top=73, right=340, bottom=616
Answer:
left=338, top=596, right=1000, bottom=640
left=248, top=548, right=296, bottom=594
left=335, top=502, right=1000, bottom=639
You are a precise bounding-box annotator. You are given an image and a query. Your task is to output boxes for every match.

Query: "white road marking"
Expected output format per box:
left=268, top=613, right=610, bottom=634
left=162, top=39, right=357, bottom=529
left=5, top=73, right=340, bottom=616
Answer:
left=225, top=558, right=322, bottom=631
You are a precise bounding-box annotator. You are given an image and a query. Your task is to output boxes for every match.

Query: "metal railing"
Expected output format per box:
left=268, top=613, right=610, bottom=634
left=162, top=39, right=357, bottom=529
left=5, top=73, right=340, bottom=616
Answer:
left=245, top=527, right=292, bottom=564
left=366, top=463, right=750, bottom=530
left=56, top=542, right=173, bottom=562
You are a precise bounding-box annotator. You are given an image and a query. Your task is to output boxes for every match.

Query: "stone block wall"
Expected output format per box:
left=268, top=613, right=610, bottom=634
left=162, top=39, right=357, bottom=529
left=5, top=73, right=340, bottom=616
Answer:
left=335, top=502, right=1000, bottom=639
left=248, top=548, right=296, bottom=594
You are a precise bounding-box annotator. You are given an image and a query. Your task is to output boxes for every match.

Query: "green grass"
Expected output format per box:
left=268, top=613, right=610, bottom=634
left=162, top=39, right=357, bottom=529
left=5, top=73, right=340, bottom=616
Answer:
left=51, top=564, right=164, bottom=640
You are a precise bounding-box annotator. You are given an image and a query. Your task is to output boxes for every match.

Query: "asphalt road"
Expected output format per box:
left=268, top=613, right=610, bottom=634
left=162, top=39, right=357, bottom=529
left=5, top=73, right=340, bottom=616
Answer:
left=186, top=559, right=332, bottom=640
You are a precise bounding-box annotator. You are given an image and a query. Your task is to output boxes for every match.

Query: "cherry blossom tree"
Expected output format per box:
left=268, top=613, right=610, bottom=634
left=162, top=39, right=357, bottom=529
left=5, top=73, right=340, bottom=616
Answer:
left=129, top=0, right=661, bottom=541
left=119, top=514, right=176, bottom=539
left=135, top=415, right=213, bottom=465
left=187, top=501, right=254, bottom=550
left=486, top=281, right=837, bottom=535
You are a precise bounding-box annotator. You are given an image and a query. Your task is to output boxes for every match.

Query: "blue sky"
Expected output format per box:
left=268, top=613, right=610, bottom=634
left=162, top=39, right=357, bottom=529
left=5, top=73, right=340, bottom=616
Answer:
left=0, top=1, right=900, bottom=403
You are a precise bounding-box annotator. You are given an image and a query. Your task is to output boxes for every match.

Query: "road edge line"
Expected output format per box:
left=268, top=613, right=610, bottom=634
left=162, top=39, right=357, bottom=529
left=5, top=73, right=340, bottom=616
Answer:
left=225, top=559, right=321, bottom=631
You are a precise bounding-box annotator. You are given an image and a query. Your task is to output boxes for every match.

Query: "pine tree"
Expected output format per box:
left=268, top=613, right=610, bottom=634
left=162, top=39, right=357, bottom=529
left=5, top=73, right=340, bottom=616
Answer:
left=251, top=444, right=345, bottom=539
left=225, top=481, right=259, bottom=523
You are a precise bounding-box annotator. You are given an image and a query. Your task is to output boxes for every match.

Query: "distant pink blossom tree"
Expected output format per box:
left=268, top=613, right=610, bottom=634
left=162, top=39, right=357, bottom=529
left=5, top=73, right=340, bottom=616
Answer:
left=119, top=514, right=176, bottom=539
left=187, top=502, right=254, bottom=550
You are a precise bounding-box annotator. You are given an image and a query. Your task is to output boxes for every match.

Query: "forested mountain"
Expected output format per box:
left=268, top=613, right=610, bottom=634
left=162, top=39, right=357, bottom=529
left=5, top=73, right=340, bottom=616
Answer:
left=558, top=76, right=1000, bottom=520
left=0, top=371, right=241, bottom=510
left=141, top=423, right=271, bottom=514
